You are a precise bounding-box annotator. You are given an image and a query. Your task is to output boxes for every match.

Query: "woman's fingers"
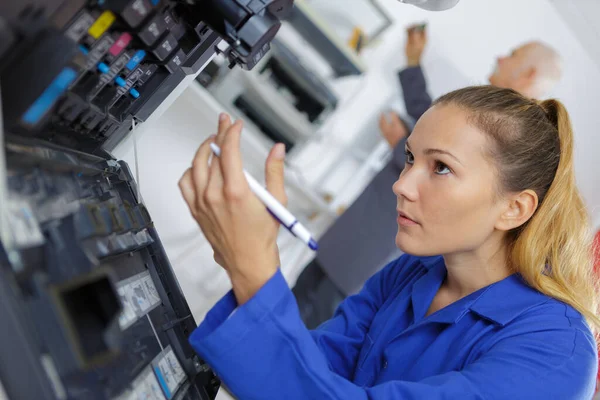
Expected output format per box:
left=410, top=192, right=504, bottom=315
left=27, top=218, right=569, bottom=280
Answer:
left=207, top=114, right=232, bottom=193
left=221, top=120, right=248, bottom=198
left=217, top=113, right=232, bottom=140
left=178, top=168, right=196, bottom=213
left=265, top=143, right=287, bottom=206
left=191, top=135, right=216, bottom=208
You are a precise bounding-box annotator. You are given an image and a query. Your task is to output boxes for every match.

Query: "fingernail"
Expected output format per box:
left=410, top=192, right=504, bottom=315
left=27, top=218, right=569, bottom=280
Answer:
left=219, top=113, right=227, bottom=121
left=273, top=143, right=286, bottom=159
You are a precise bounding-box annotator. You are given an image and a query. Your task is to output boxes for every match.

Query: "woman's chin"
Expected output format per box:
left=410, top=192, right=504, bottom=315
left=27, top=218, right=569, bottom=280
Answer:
left=395, top=231, right=414, bottom=254
left=395, top=231, right=437, bottom=257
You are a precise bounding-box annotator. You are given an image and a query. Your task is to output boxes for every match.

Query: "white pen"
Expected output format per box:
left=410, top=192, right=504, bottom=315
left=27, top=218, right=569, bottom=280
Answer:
left=210, top=143, right=318, bottom=251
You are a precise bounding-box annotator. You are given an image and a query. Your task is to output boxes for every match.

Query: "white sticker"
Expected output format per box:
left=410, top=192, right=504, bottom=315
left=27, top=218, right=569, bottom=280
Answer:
left=133, top=370, right=165, bottom=400
left=164, top=351, right=186, bottom=387
left=142, top=275, right=161, bottom=306
left=154, top=347, right=186, bottom=398
left=117, top=285, right=138, bottom=330
left=66, top=12, right=95, bottom=42
left=127, top=278, right=153, bottom=314
left=132, top=0, right=149, bottom=16
left=115, top=368, right=165, bottom=400
left=148, top=22, right=159, bottom=37
left=161, top=40, right=172, bottom=52
left=117, top=271, right=162, bottom=330
left=7, top=201, right=45, bottom=249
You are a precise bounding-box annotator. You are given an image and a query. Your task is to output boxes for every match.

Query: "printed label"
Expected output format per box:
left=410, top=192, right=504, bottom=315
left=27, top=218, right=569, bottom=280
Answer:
left=153, top=347, right=186, bottom=399
left=66, top=12, right=95, bottom=42
left=8, top=201, right=45, bottom=249
left=116, top=271, right=161, bottom=330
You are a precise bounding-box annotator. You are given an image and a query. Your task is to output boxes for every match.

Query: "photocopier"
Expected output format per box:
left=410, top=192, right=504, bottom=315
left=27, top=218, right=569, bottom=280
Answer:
left=0, top=1, right=292, bottom=399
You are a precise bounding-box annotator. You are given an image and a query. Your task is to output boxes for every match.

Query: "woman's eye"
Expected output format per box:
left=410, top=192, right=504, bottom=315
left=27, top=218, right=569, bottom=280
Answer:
left=405, top=150, right=414, bottom=164
left=434, top=161, right=451, bottom=175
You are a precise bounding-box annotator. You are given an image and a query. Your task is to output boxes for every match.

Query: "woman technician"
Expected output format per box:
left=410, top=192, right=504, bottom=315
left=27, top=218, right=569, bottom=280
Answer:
left=178, top=86, right=599, bottom=399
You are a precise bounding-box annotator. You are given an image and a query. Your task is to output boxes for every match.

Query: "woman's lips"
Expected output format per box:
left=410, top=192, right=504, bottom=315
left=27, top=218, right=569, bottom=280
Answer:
left=397, top=211, right=418, bottom=226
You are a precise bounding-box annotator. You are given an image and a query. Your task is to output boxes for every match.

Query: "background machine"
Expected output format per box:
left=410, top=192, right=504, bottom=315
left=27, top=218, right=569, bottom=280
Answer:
left=0, top=1, right=292, bottom=399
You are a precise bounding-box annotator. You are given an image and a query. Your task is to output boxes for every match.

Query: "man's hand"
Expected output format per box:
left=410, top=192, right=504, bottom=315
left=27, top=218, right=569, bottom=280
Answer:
left=405, top=24, right=427, bottom=67
left=379, top=112, right=408, bottom=149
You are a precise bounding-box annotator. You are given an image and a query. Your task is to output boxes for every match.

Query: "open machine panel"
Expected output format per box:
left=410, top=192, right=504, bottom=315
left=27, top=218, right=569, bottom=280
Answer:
left=0, top=1, right=293, bottom=399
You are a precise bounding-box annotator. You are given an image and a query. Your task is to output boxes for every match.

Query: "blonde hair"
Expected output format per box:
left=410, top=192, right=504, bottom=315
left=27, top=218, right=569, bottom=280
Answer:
left=435, top=86, right=600, bottom=331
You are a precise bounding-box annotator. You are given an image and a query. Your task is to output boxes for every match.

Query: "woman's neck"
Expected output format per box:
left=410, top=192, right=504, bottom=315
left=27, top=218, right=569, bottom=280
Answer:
left=442, top=236, right=513, bottom=297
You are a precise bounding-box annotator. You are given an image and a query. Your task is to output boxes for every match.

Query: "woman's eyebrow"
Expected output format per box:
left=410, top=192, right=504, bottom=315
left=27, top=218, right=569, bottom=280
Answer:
left=405, top=141, right=463, bottom=166
left=424, top=148, right=463, bottom=165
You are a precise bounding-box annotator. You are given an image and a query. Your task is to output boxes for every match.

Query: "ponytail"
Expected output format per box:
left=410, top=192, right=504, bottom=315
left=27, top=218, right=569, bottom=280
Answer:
left=512, top=99, right=600, bottom=330
left=435, top=86, right=600, bottom=332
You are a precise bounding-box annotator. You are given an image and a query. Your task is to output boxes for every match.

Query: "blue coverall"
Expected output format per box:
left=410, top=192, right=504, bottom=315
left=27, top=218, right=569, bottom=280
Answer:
left=190, top=255, right=598, bottom=399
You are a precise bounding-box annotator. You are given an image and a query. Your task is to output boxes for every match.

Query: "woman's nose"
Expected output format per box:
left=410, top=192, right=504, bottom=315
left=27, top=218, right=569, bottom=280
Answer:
left=393, top=169, right=418, bottom=202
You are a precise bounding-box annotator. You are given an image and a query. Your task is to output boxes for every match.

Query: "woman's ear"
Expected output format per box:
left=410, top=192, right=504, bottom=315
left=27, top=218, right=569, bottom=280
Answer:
left=495, top=190, right=538, bottom=231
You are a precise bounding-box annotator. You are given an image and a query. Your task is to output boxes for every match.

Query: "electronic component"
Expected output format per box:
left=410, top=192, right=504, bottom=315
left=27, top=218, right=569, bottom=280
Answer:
left=0, top=1, right=295, bottom=399
left=138, top=14, right=168, bottom=46
left=1, top=137, right=221, bottom=400
left=208, top=38, right=337, bottom=151
left=190, top=0, right=294, bottom=70
left=1, top=0, right=294, bottom=154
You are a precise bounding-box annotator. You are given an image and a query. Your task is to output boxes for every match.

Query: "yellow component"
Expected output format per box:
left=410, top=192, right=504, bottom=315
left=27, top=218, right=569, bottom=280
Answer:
left=88, top=11, right=116, bottom=39
left=348, top=27, right=366, bottom=53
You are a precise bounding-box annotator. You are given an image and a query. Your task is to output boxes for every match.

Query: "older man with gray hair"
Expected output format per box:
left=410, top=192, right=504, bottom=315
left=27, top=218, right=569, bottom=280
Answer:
left=489, top=41, right=563, bottom=98
left=293, top=24, right=564, bottom=329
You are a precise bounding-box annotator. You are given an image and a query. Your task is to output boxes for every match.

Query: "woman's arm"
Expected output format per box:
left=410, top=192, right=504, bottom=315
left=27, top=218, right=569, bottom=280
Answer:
left=191, top=272, right=597, bottom=400
left=195, top=255, right=411, bottom=381
left=305, top=255, right=411, bottom=379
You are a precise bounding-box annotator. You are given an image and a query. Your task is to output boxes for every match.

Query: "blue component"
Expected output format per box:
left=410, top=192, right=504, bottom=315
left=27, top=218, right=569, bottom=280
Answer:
left=115, top=76, right=126, bottom=87
left=22, top=68, right=77, bottom=125
left=150, top=0, right=159, bottom=4
left=129, top=88, right=140, bottom=99
left=78, top=45, right=89, bottom=55
left=154, top=366, right=171, bottom=398
left=125, top=50, right=146, bottom=71
left=97, top=62, right=110, bottom=74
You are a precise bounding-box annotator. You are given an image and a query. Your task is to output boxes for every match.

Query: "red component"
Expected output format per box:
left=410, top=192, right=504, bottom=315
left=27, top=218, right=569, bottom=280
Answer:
left=108, top=32, right=132, bottom=57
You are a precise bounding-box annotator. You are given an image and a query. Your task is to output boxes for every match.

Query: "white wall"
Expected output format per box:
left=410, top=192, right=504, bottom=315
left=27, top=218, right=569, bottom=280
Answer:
left=548, top=0, right=600, bottom=71
left=373, top=0, right=600, bottom=228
